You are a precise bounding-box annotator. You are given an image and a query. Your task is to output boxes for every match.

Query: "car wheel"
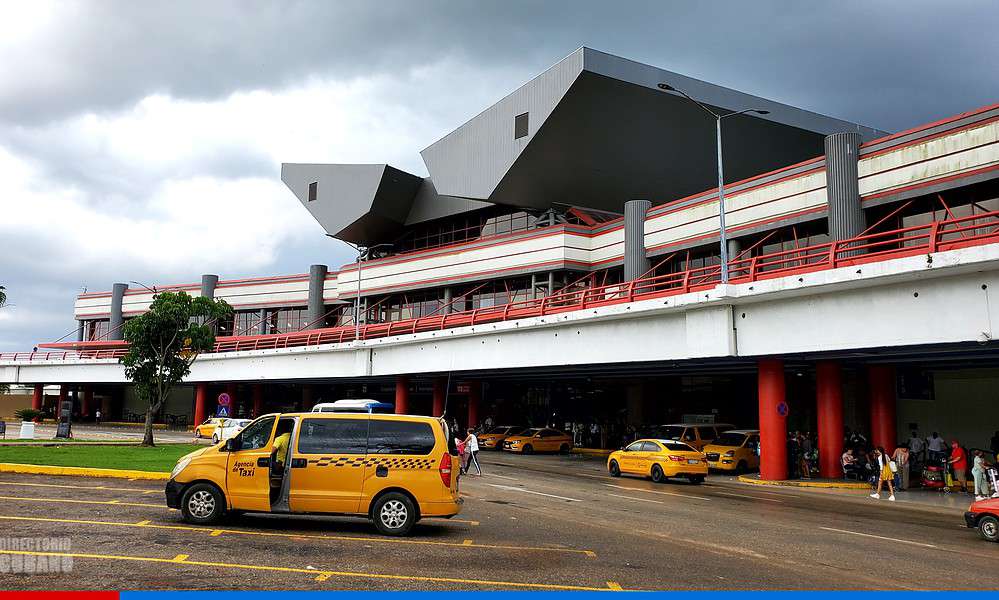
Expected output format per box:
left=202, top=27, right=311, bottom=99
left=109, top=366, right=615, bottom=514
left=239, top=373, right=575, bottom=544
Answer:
left=372, top=492, right=416, bottom=536
left=651, top=464, right=666, bottom=483
left=979, top=515, right=999, bottom=542
left=559, top=443, right=571, bottom=455
left=522, top=444, right=534, bottom=455
left=193, top=430, right=202, bottom=439
left=180, top=483, right=225, bottom=525
left=609, top=460, right=621, bottom=477
left=687, top=475, right=705, bottom=485
left=212, top=434, right=219, bottom=445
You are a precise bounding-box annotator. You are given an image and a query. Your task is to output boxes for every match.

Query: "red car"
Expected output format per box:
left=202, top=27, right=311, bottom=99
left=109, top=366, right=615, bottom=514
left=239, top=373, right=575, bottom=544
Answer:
left=964, top=497, right=999, bottom=542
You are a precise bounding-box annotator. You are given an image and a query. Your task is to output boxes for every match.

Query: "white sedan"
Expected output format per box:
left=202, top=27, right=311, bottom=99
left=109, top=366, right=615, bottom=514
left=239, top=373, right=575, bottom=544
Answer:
left=212, top=419, right=251, bottom=444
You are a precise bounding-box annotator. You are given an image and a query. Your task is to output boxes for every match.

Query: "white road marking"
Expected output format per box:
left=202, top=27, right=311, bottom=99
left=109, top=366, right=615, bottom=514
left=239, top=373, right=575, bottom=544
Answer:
left=713, top=491, right=784, bottom=503
left=487, top=483, right=582, bottom=502
left=487, top=473, right=519, bottom=481
left=606, top=493, right=663, bottom=504
left=604, top=483, right=711, bottom=501
left=819, top=526, right=938, bottom=548
left=578, top=473, right=612, bottom=479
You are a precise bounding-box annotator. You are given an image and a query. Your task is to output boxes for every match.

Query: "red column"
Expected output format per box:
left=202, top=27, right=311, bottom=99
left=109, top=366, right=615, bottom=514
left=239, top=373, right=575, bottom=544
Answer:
left=395, top=376, right=410, bottom=414
left=194, top=384, right=208, bottom=426
left=869, top=365, right=897, bottom=451
left=252, top=384, right=264, bottom=418
left=32, top=384, right=43, bottom=411
left=57, top=385, right=68, bottom=419
left=816, top=361, right=844, bottom=479
left=758, top=359, right=788, bottom=480
left=432, top=377, right=446, bottom=417
left=82, top=386, right=93, bottom=418
left=467, top=381, right=481, bottom=429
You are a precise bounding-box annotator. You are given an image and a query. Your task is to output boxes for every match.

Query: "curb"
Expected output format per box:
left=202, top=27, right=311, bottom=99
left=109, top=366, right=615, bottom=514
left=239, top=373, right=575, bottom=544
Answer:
left=0, top=462, right=170, bottom=481
left=738, top=474, right=870, bottom=489
left=572, top=448, right=612, bottom=457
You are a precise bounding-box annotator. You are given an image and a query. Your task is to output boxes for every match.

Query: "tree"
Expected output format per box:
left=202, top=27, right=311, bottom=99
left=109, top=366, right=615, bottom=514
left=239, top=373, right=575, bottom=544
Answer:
left=121, top=291, right=232, bottom=446
left=0, top=285, right=6, bottom=308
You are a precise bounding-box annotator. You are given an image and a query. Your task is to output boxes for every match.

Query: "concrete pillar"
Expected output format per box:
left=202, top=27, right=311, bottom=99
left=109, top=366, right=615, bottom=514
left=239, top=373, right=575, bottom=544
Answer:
left=194, top=384, right=208, bottom=426
left=109, top=283, right=128, bottom=340
left=624, top=199, right=651, bottom=281
left=200, top=274, right=219, bottom=299
left=259, top=309, right=269, bottom=335
left=77, top=321, right=85, bottom=342
left=467, top=381, right=482, bottom=429
left=306, top=264, right=329, bottom=330
left=32, top=384, right=43, bottom=411
left=432, top=378, right=446, bottom=417
left=442, top=288, right=453, bottom=315
left=868, top=365, right=897, bottom=451
left=395, top=376, right=410, bottom=415
left=758, top=359, right=788, bottom=480
left=547, top=272, right=555, bottom=297
left=58, top=385, right=68, bottom=419
left=252, top=384, right=264, bottom=418
left=82, top=386, right=93, bottom=418
left=824, top=132, right=866, bottom=242
left=816, top=361, right=844, bottom=479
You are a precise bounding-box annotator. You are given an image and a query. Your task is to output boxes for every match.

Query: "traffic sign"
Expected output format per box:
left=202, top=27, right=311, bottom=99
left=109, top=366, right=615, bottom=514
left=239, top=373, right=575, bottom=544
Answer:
left=776, top=401, right=789, bottom=417
left=217, top=392, right=231, bottom=407
left=217, top=406, right=230, bottom=418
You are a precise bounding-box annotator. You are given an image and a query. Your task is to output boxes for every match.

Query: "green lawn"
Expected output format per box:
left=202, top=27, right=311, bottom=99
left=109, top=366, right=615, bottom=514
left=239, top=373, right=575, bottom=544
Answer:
left=0, top=443, right=202, bottom=472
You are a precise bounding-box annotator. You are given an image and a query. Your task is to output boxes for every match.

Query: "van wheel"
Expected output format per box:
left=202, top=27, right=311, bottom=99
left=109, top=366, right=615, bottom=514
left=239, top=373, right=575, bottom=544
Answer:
left=181, top=483, right=225, bottom=525
left=651, top=464, right=666, bottom=483
left=559, top=444, right=571, bottom=455
left=687, top=475, right=705, bottom=485
left=609, top=460, right=621, bottom=477
left=522, top=444, right=534, bottom=455
left=979, top=516, right=999, bottom=542
left=373, top=492, right=416, bottom=536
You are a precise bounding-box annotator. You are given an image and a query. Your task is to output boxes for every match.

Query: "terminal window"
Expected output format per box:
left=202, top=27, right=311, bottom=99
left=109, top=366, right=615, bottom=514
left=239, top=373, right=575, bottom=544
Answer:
left=514, top=112, right=529, bottom=139
left=308, top=181, right=318, bottom=202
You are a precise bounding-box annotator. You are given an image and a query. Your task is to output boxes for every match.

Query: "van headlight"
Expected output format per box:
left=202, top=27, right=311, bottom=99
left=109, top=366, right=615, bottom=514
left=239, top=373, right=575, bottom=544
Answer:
left=170, top=457, right=192, bottom=480
left=724, top=450, right=735, bottom=456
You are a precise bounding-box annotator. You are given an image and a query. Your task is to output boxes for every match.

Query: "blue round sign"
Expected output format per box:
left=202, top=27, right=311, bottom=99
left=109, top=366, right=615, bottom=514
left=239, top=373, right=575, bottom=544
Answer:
left=776, top=401, right=789, bottom=417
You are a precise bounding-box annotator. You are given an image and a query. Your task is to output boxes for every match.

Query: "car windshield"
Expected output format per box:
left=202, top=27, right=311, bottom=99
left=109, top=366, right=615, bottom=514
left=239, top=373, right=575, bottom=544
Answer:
left=657, top=440, right=698, bottom=453
left=522, top=428, right=542, bottom=436
left=658, top=426, right=685, bottom=440
left=714, top=433, right=747, bottom=447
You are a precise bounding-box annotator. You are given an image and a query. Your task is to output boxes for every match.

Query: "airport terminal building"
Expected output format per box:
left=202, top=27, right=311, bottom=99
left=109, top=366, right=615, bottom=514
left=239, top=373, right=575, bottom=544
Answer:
left=4, top=48, right=998, bottom=480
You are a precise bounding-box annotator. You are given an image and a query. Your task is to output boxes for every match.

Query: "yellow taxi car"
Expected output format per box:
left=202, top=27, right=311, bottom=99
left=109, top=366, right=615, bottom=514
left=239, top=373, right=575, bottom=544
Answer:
left=703, top=429, right=760, bottom=472
left=478, top=426, right=528, bottom=450
left=165, top=412, right=462, bottom=536
left=502, top=428, right=573, bottom=454
left=642, top=423, right=733, bottom=451
left=607, top=438, right=708, bottom=484
left=193, top=417, right=228, bottom=439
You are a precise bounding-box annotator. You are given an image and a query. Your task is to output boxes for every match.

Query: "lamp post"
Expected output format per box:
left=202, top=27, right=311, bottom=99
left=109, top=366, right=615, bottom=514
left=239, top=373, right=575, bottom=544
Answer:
left=657, top=83, right=769, bottom=284
left=348, top=242, right=392, bottom=340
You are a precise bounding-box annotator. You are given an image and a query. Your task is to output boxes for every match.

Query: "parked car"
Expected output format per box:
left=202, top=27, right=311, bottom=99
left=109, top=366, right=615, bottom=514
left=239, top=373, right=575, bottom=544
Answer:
left=478, top=426, right=528, bottom=450
left=638, top=423, right=734, bottom=451
left=502, top=428, right=573, bottom=454
left=965, top=497, right=999, bottom=542
left=193, top=417, right=227, bottom=439
left=213, top=418, right=252, bottom=444
left=703, top=429, right=760, bottom=472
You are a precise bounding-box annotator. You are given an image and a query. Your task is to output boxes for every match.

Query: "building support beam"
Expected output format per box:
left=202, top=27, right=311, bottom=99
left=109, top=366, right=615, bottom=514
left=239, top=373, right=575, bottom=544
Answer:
left=816, top=361, right=844, bottom=479
left=301, top=384, right=313, bottom=412
left=306, top=264, right=329, bottom=329
left=32, top=384, right=43, bottom=411
left=432, top=377, right=446, bottom=417
left=252, top=384, right=264, bottom=418
left=623, top=199, right=651, bottom=281
left=395, top=376, right=409, bottom=415
left=109, top=283, right=128, bottom=341
left=200, top=274, right=219, bottom=299
left=825, top=132, right=866, bottom=242
left=82, top=386, right=93, bottom=418
left=57, top=385, right=68, bottom=419
left=194, top=384, right=208, bottom=427
left=868, top=365, right=897, bottom=451
left=467, top=381, right=481, bottom=429
left=758, top=359, right=787, bottom=480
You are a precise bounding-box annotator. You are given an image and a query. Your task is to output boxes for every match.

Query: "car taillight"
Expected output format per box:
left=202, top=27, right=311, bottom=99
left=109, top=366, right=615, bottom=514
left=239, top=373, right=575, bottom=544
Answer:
left=439, top=453, right=452, bottom=488
left=668, top=455, right=685, bottom=462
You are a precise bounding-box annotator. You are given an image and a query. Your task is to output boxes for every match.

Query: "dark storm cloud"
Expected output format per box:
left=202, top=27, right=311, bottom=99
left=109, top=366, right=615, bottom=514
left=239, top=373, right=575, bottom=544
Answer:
left=2, top=1, right=996, bottom=131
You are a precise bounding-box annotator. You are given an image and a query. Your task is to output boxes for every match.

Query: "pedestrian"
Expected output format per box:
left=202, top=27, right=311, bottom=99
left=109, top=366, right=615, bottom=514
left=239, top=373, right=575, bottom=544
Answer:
left=870, top=447, right=896, bottom=502
left=464, top=428, right=481, bottom=476
left=908, top=431, right=926, bottom=463
left=972, top=449, right=991, bottom=501
left=94, top=409, right=102, bottom=425
left=798, top=433, right=812, bottom=479
left=987, top=463, right=999, bottom=499
left=948, top=440, right=969, bottom=493
left=484, top=414, right=495, bottom=430
left=892, top=444, right=910, bottom=490
left=927, top=432, right=947, bottom=462
left=455, top=436, right=468, bottom=474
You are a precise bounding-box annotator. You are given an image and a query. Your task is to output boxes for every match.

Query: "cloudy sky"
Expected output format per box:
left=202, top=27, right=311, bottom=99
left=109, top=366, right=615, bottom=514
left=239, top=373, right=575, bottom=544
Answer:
left=1, top=0, right=996, bottom=351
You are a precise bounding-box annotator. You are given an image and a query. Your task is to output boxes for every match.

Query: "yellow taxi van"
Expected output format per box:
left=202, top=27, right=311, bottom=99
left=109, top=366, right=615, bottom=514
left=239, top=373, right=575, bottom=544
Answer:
left=165, top=412, right=461, bottom=536
left=642, top=423, right=733, bottom=451
left=607, top=438, right=708, bottom=484
left=703, top=429, right=760, bottom=472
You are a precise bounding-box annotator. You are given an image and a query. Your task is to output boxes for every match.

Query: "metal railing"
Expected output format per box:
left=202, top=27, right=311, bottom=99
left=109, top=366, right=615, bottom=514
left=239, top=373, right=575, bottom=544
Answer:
left=5, top=211, right=999, bottom=363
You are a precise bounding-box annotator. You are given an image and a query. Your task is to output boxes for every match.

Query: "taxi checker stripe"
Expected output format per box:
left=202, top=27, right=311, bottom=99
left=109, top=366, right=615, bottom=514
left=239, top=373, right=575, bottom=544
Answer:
left=307, top=457, right=433, bottom=469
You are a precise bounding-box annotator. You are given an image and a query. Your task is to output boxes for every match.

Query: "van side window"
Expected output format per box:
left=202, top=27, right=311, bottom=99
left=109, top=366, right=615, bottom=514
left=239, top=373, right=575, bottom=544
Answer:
left=298, top=418, right=367, bottom=454
left=238, top=416, right=276, bottom=450
left=368, top=420, right=435, bottom=455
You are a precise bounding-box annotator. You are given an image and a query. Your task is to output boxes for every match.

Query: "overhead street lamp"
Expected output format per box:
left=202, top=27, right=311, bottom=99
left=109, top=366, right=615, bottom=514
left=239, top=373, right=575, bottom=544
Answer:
left=327, top=234, right=393, bottom=340
left=657, top=83, right=769, bottom=284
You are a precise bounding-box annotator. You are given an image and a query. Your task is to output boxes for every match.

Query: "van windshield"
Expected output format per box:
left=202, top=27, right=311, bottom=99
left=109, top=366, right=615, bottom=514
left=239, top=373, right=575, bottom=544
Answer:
left=715, top=433, right=747, bottom=447
left=657, top=426, right=685, bottom=440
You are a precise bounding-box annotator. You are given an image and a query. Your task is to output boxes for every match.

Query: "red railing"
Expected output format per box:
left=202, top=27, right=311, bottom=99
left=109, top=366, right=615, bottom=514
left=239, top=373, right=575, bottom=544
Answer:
left=5, top=211, right=999, bottom=363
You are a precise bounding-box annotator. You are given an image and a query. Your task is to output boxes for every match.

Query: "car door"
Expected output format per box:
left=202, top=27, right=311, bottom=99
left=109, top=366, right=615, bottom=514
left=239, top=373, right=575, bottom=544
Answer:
left=290, top=415, right=369, bottom=514
left=226, top=415, right=278, bottom=512
left=639, top=441, right=662, bottom=474
left=619, top=441, right=645, bottom=473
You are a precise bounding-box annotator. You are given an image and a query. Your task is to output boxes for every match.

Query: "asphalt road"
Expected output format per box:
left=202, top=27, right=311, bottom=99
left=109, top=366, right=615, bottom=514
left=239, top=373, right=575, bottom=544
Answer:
left=0, top=451, right=995, bottom=590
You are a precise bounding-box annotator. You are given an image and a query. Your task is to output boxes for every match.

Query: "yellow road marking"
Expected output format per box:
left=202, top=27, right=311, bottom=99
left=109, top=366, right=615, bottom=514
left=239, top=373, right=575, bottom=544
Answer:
left=607, top=581, right=623, bottom=590
left=427, top=517, right=479, bottom=526
left=0, top=494, right=162, bottom=508
left=0, top=548, right=619, bottom=591
left=0, top=514, right=595, bottom=557
left=0, top=480, right=157, bottom=494
left=315, top=573, right=332, bottom=582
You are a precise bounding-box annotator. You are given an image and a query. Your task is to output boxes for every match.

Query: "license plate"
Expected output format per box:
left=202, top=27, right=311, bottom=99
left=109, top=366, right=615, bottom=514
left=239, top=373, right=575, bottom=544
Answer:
left=687, top=459, right=699, bottom=465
